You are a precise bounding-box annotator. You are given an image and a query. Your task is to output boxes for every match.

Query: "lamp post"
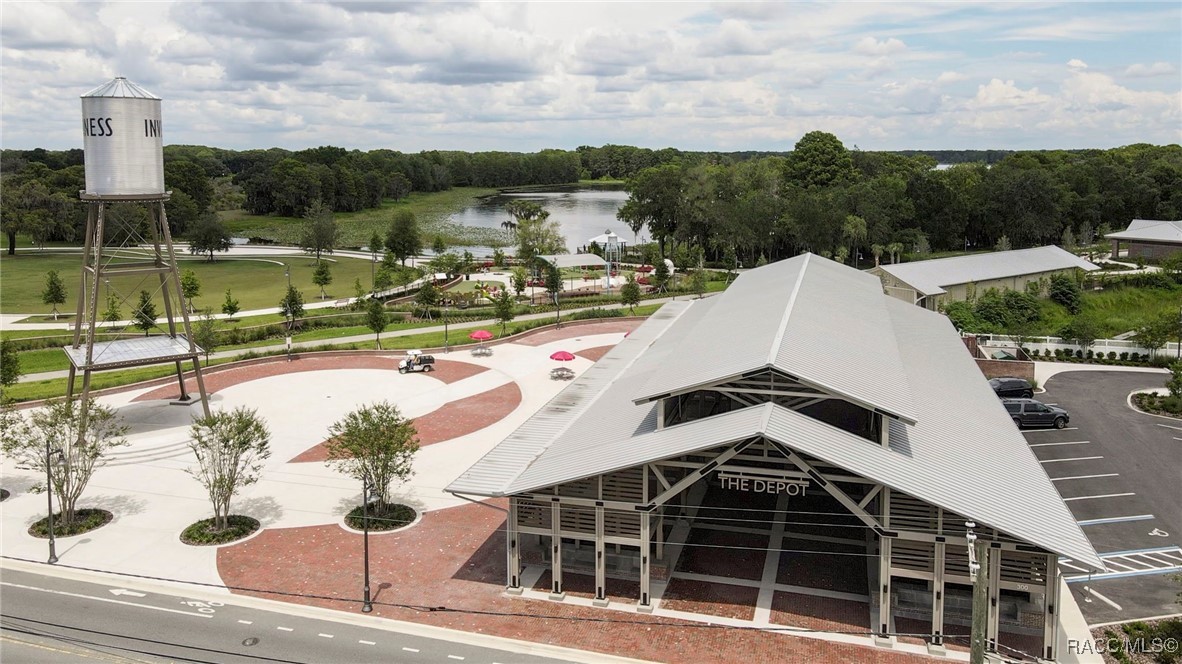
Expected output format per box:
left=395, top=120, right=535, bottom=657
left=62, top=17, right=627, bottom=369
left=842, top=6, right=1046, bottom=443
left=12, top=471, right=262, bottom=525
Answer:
left=284, top=265, right=293, bottom=361
left=444, top=301, right=450, bottom=353
left=45, top=446, right=62, bottom=564
left=361, top=475, right=374, bottom=613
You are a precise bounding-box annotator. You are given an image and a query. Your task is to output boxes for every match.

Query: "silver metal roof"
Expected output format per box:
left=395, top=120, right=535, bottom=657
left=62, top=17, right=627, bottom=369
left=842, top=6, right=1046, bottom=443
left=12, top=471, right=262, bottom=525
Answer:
left=633, top=253, right=919, bottom=423
left=1105, top=219, right=1182, bottom=244
left=447, top=255, right=1103, bottom=570
left=874, top=246, right=1099, bottom=296
left=63, top=336, right=198, bottom=370
left=536, top=253, right=607, bottom=269
left=81, top=77, right=160, bottom=100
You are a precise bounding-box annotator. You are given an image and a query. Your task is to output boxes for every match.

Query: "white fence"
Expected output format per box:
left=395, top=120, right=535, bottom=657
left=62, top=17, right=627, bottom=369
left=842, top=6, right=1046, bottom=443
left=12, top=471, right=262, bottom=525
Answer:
left=969, top=332, right=1181, bottom=359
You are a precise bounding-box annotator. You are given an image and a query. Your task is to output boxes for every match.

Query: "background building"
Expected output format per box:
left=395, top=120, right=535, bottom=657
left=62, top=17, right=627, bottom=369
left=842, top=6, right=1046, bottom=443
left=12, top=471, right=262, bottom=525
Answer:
left=1105, top=219, right=1182, bottom=260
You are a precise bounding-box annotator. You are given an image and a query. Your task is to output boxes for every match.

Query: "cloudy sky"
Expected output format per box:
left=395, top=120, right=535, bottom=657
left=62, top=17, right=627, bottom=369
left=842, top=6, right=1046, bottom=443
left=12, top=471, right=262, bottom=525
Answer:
left=2, top=1, right=1179, bottom=153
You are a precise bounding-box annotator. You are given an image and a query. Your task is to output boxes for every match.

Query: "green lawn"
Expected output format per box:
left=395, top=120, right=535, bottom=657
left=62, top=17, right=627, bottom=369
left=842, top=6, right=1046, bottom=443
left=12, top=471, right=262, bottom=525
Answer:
left=1032, top=284, right=1181, bottom=337
left=218, top=187, right=502, bottom=248
left=0, top=251, right=378, bottom=315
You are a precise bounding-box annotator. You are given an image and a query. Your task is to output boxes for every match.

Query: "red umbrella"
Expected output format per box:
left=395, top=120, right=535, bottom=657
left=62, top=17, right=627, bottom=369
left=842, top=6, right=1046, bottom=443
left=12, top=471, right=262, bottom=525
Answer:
left=550, top=350, right=576, bottom=361
left=636, top=265, right=654, bottom=273
left=469, top=330, right=493, bottom=341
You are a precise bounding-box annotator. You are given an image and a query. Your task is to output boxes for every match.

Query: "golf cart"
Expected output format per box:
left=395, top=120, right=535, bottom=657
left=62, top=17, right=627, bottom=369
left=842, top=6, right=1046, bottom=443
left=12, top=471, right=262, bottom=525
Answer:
left=399, top=349, right=436, bottom=374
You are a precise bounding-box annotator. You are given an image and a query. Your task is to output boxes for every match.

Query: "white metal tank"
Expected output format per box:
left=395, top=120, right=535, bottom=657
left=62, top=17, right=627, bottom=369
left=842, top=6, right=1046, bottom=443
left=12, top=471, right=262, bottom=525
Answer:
left=80, top=77, right=164, bottom=196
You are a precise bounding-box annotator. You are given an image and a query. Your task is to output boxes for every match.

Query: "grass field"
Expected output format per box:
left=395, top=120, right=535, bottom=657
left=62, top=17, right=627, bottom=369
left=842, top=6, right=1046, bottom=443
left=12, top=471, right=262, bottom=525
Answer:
left=218, top=187, right=504, bottom=248
left=1034, top=284, right=1181, bottom=337
left=0, top=251, right=378, bottom=315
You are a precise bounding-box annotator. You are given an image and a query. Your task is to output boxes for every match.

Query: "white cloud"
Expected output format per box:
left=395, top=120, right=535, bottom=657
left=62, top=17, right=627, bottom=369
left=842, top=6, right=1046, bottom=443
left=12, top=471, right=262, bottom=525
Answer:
left=1124, top=61, right=1177, bottom=78
left=1067, top=59, right=1088, bottom=70
left=853, top=36, right=907, bottom=56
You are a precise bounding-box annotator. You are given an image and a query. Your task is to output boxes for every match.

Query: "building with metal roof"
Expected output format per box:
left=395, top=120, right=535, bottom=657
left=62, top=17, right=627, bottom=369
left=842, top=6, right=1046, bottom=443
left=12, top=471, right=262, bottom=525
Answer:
left=535, top=253, right=606, bottom=270
left=867, top=246, right=1099, bottom=310
left=1106, top=219, right=1182, bottom=260
left=448, top=253, right=1101, bottom=661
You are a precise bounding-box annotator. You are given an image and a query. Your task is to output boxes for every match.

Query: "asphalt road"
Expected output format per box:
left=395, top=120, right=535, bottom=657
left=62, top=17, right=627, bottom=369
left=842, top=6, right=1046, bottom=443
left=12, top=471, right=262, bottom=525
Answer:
left=0, top=567, right=579, bottom=664
left=1036, top=370, right=1182, bottom=625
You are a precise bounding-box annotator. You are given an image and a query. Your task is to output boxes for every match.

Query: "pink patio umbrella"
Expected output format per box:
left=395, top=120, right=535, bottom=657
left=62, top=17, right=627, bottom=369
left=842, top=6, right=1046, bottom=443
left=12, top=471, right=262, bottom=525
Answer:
left=549, top=350, right=576, bottom=361
left=469, top=329, right=493, bottom=347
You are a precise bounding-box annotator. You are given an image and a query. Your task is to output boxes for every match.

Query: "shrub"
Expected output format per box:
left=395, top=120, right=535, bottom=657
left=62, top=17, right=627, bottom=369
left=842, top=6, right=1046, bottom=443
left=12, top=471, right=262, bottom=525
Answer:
left=1048, top=273, right=1082, bottom=314
left=1086, top=349, right=1094, bottom=360
left=1108, top=351, right=1117, bottom=360
left=1075, top=349, right=1084, bottom=359
left=1054, top=348, right=1064, bottom=358
left=1130, top=352, right=1141, bottom=362
left=181, top=514, right=260, bottom=545
left=1120, top=352, right=1129, bottom=361
left=1031, top=349, right=1041, bottom=358
left=28, top=508, right=112, bottom=538
left=569, top=307, right=624, bottom=320
left=344, top=502, right=417, bottom=531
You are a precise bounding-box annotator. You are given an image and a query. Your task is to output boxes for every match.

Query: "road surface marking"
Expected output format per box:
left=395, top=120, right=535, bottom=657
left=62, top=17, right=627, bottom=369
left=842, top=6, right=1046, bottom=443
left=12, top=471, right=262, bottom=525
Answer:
left=1029, top=441, right=1090, bottom=447
left=1024, top=427, right=1078, bottom=433
left=1065, top=546, right=1182, bottom=582
left=359, top=640, right=376, bottom=645
left=448, top=656, right=466, bottom=661
left=238, top=620, right=253, bottom=625
left=277, top=626, right=294, bottom=632
left=1052, top=473, right=1119, bottom=481
left=109, top=588, right=146, bottom=597
left=402, top=647, right=420, bottom=653
left=318, top=633, right=334, bottom=639
left=1156, top=423, right=1182, bottom=431
left=1063, top=493, right=1136, bottom=502
left=1040, top=456, right=1103, bottom=464
left=1085, top=588, right=1123, bottom=611
left=1077, top=514, right=1154, bottom=526
left=0, top=582, right=211, bottom=619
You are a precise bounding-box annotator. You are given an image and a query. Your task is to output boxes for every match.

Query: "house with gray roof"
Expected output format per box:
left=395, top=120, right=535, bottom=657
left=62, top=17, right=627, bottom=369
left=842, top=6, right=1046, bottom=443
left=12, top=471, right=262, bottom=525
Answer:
left=449, top=253, right=1101, bottom=661
left=1106, top=219, right=1182, bottom=260
left=867, top=246, right=1099, bottom=310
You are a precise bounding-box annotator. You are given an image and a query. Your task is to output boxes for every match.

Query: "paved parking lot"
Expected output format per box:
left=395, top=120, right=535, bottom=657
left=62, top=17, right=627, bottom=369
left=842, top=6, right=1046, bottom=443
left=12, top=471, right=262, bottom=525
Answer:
left=1028, top=370, right=1181, bottom=625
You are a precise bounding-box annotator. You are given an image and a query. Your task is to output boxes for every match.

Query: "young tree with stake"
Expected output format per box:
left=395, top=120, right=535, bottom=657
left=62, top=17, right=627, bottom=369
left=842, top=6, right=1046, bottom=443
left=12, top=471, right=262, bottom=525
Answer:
left=279, top=285, right=305, bottom=331
left=324, top=402, right=419, bottom=512
left=312, top=260, right=333, bottom=299
left=620, top=273, right=642, bottom=313
left=190, top=309, right=219, bottom=366
left=365, top=298, right=388, bottom=349
left=187, top=407, right=271, bottom=532
left=132, top=290, right=158, bottom=336
left=180, top=269, right=201, bottom=313
left=42, top=270, right=66, bottom=320
left=493, top=288, right=515, bottom=335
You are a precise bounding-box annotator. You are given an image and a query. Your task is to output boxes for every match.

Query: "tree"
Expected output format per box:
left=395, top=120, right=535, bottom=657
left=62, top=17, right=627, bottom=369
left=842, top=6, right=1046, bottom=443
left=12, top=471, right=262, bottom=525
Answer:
left=221, top=288, right=240, bottom=320
left=0, top=398, right=128, bottom=527
left=784, top=131, right=857, bottom=189
left=871, top=243, right=885, bottom=266
left=842, top=215, right=868, bottom=265
left=1060, top=226, right=1076, bottom=250
left=188, top=216, right=232, bottom=262
left=132, top=290, right=157, bottom=336
left=618, top=164, right=684, bottom=256
left=511, top=266, right=528, bottom=300
left=688, top=269, right=708, bottom=298
left=994, top=235, right=1012, bottom=252
left=1061, top=314, right=1103, bottom=354
left=101, top=291, right=121, bottom=326
left=886, top=242, right=904, bottom=264
left=324, top=401, right=419, bottom=509
left=1048, top=273, right=1082, bottom=314
left=620, top=273, right=642, bottom=313
left=0, top=338, right=21, bottom=397
left=365, top=298, right=388, bottom=349
left=386, top=210, right=421, bottom=266
left=187, top=407, right=271, bottom=532
left=351, top=277, right=367, bottom=310
left=510, top=201, right=566, bottom=262
left=299, top=200, right=338, bottom=261
left=312, top=260, right=333, bottom=299
left=653, top=259, right=671, bottom=293
left=415, top=281, right=438, bottom=320
left=42, top=270, right=66, bottom=320
left=432, top=235, right=447, bottom=255
left=722, top=244, right=738, bottom=283
left=493, top=288, right=515, bottom=335
left=544, top=263, right=563, bottom=327
left=1167, top=362, right=1182, bottom=399
left=191, top=308, right=219, bottom=366
left=180, top=269, right=201, bottom=313
left=279, top=285, right=305, bottom=330
left=374, top=265, right=394, bottom=292
left=492, top=247, right=506, bottom=267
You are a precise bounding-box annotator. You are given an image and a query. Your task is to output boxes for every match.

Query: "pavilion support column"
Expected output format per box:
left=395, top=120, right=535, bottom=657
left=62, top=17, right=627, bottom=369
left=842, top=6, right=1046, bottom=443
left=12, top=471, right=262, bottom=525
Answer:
left=593, top=505, right=607, bottom=606
left=877, top=537, right=893, bottom=644
left=505, top=498, right=522, bottom=594
left=987, top=545, right=1002, bottom=653
left=1041, top=555, right=1060, bottom=662
left=548, top=502, right=564, bottom=600
left=638, top=513, right=653, bottom=613
left=929, top=542, right=947, bottom=656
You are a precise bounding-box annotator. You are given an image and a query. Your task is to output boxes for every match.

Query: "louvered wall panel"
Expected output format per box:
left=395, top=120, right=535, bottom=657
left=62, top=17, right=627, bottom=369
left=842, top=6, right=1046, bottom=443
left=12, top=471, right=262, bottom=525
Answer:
left=518, top=499, right=552, bottom=529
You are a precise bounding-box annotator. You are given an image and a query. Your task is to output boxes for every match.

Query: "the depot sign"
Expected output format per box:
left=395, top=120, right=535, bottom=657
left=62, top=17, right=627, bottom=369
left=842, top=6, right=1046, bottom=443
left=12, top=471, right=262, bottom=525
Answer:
left=718, top=471, right=809, bottom=496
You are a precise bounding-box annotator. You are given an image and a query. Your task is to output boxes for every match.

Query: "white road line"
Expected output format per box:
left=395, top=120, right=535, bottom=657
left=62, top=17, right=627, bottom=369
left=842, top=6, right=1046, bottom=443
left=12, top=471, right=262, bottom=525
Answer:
left=1029, top=441, right=1091, bottom=447
left=448, top=656, right=466, bottom=661
left=1040, top=456, right=1104, bottom=464
left=402, top=647, right=420, bottom=653
left=277, top=626, right=294, bottom=632
left=1077, top=514, right=1155, bottom=526
left=359, top=640, right=376, bottom=645
left=1052, top=473, right=1119, bottom=482
left=1063, top=493, right=1136, bottom=502
left=1174, top=437, right=1182, bottom=441
left=1025, top=427, right=1078, bottom=433
left=318, top=633, right=334, bottom=639
left=1156, top=423, right=1182, bottom=431
left=238, top=620, right=253, bottom=625
left=1086, top=588, right=1123, bottom=611
left=0, top=582, right=212, bottom=619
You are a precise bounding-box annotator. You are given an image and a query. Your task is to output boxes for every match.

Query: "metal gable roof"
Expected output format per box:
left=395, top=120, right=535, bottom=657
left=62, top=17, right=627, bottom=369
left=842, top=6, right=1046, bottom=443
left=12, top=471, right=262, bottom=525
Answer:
left=1105, top=219, right=1182, bottom=244
left=536, top=253, right=607, bottom=269
left=632, top=253, right=918, bottom=423
left=876, top=246, right=1100, bottom=296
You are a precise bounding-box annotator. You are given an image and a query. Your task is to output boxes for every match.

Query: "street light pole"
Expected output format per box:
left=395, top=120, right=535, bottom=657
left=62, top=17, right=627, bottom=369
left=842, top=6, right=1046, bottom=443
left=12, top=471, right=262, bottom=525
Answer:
left=444, top=302, right=450, bottom=353
left=362, top=475, right=373, bottom=613
left=45, top=446, right=61, bottom=564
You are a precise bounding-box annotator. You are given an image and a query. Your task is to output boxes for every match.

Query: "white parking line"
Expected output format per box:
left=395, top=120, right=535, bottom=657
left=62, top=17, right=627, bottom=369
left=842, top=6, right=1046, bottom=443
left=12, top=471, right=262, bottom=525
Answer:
left=1156, top=423, right=1182, bottom=431
left=1052, top=473, right=1119, bottom=482
left=318, top=633, right=333, bottom=639
left=1040, top=456, right=1104, bottom=464
left=237, top=620, right=253, bottom=625
left=1063, top=493, right=1136, bottom=502
left=1025, top=427, right=1078, bottom=433
left=1085, top=588, right=1123, bottom=611
left=359, top=640, right=376, bottom=645
left=448, top=657, right=466, bottom=661
left=1029, top=441, right=1091, bottom=447
left=277, top=626, right=293, bottom=632
left=402, top=647, right=420, bottom=653
left=1077, top=514, right=1155, bottom=526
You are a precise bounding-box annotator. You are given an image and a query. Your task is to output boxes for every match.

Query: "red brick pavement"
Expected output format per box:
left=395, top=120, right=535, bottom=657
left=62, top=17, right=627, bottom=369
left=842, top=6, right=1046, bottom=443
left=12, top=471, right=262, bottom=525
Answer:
left=289, top=382, right=522, bottom=462
left=512, top=320, right=640, bottom=347
left=133, top=356, right=488, bottom=402
left=574, top=345, right=613, bottom=362
left=770, top=591, right=870, bottom=634
left=217, top=502, right=941, bottom=663
left=661, top=578, right=760, bottom=621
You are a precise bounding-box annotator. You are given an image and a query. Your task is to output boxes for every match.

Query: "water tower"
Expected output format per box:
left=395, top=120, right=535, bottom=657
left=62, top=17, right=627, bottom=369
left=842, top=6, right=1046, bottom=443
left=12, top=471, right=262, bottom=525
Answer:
left=602, top=230, right=622, bottom=292
left=65, top=77, right=210, bottom=416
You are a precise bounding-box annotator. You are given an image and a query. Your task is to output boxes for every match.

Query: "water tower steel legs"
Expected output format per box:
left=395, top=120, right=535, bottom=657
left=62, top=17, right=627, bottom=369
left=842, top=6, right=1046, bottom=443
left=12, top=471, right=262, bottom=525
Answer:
left=156, top=201, right=210, bottom=417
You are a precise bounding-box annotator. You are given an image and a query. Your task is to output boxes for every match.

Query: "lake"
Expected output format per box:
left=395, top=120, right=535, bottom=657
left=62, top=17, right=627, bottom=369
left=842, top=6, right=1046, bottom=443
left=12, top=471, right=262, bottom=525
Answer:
left=446, top=186, right=640, bottom=254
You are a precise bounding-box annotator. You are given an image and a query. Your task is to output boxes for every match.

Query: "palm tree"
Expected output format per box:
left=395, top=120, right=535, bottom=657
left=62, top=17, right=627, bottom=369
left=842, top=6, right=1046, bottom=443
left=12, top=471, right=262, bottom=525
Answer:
left=886, top=242, right=904, bottom=264
left=842, top=215, right=867, bottom=267
left=833, top=246, right=850, bottom=264
left=871, top=244, right=884, bottom=267
left=500, top=220, right=516, bottom=237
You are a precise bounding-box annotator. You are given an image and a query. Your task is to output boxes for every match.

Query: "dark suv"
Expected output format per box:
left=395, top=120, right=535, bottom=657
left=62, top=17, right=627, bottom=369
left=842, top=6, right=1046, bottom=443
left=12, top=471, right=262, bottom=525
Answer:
left=1002, top=399, right=1069, bottom=429
left=989, top=377, right=1034, bottom=398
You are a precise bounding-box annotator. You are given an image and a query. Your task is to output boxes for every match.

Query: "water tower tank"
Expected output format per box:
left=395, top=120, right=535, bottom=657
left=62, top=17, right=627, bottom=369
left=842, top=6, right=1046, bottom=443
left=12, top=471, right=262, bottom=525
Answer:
left=80, top=77, right=164, bottom=196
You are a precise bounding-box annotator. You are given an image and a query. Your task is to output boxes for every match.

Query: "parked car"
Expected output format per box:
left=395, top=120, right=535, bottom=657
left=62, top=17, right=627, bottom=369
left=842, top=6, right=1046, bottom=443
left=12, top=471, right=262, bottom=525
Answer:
left=398, top=350, right=436, bottom=374
left=989, top=377, right=1034, bottom=398
left=1002, top=398, right=1069, bottom=429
